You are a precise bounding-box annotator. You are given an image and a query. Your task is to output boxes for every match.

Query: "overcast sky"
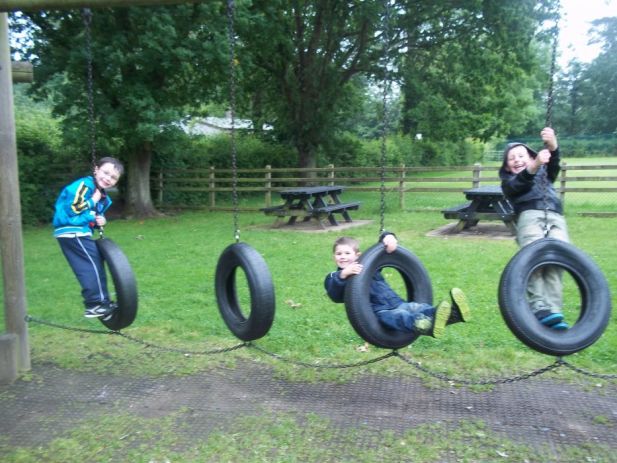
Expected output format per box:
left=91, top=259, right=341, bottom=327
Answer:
left=559, top=0, right=617, bottom=65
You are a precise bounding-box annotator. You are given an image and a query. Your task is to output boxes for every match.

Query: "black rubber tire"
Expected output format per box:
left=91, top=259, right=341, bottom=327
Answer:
left=215, top=242, right=275, bottom=341
left=499, top=238, right=611, bottom=356
left=96, top=237, right=138, bottom=331
left=344, top=243, right=433, bottom=349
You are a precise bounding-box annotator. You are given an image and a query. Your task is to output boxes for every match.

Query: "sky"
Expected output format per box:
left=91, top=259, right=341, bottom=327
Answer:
left=558, top=0, right=617, bottom=66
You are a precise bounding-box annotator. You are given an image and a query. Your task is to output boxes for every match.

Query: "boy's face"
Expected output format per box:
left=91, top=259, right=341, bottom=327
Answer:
left=94, top=162, right=121, bottom=189
left=333, top=244, right=360, bottom=269
left=505, top=145, right=533, bottom=174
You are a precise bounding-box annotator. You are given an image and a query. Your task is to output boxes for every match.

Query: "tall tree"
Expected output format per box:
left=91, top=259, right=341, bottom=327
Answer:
left=397, top=0, right=558, bottom=142
left=236, top=0, right=385, bottom=173
left=20, top=4, right=228, bottom=217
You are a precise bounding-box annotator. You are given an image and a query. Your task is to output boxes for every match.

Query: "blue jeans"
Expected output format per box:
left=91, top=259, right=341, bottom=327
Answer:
left=376, top=302, right=435, bottom=333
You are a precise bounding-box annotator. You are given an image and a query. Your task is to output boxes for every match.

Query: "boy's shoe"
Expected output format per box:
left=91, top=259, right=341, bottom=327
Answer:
left=101, top=302, right=118, bottom=322
left=84, top=305, right=108, bottom=318
left=448, top=288, right=470, bottom=325
left=535, top=309, right=569, bottom=330
left=430, top=300, right=451, bottom=338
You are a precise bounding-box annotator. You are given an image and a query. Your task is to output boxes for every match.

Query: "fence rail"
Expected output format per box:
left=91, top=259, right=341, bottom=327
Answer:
left=151, top=163, right=617, bottom=213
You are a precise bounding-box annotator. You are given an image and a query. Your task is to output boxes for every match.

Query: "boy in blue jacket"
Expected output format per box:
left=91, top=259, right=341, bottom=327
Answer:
left=324, top=233, right=470, bottom=338
left=499, top=127, right=570, bottom=330
left=53, top=157, right=124, bottom=319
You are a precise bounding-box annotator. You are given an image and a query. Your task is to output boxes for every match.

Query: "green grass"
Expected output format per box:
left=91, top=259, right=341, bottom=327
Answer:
left=2, top=192, right=616, bottom=383
left=3, top=412, right=614, bottom=463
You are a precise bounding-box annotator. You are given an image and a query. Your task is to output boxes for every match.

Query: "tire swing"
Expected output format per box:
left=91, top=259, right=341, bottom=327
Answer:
left=498, top=19, right=611, bottom=356
left=214, top=0, right=275, bottom=342
left=344, top=244, right=433, bottom=349
left=96, top=236, right=138, bottom=331
left=83, top=9, right=137, bottom=331
left=343, top=1, right=431, bottom=350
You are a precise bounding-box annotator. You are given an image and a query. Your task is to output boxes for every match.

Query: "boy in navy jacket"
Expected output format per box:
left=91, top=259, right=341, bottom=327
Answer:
left=324, top=233, right=469, bottom=338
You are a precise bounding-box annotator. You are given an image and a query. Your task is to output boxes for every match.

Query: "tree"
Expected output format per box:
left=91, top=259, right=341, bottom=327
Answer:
left=397, top=0, right=558, bottom=142
left=19, top=4, right=229, bottom=217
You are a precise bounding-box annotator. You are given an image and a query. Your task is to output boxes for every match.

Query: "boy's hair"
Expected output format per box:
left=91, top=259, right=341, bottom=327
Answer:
left=499, top=142, right=537, bottom=175
left=333, top=236, right=360, bottom=253
left=96, top=157, right=125, bottom=176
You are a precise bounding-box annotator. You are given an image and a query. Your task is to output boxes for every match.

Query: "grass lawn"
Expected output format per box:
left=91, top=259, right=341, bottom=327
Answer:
left=1, top=190, right=616, bottom=463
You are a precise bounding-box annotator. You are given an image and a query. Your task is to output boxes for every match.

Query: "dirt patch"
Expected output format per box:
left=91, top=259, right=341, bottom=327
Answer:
left=428, top=222, right=514, bottom=240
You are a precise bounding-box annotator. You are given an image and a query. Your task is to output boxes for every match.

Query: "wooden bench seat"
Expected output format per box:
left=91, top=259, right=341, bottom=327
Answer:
left=442, top=202, right=472, bottom=219
left=312, top=201, right=361, bottom=214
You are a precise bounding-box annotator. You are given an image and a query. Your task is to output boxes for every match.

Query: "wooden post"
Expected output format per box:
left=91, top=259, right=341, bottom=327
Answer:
left=209, top=166, right=215, bottom=208
left=328, top=164, right=334, bottom=186
left=264, top=164, right=271, bottom=207
left=0, top=0, right=203, bottom=12
left=157, top=170, right=163, bottom=205
left=399, top=163, right=405, bottom=210
left=0, top=13, right=31, bottom=380
left=472, top=163, right=481, bottom=188
left=11, top=61, right=33, bottom=83
left=560, top=161, right=567, bottom=206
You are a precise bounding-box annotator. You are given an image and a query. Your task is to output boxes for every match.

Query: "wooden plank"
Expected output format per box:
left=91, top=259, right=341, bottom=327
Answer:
left=0, top=0, right=201, bottom=12
left=11, top=61, right=32, bottom=83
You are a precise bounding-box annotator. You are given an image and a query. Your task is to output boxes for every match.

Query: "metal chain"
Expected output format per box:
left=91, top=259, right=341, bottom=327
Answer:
left=82, top=8, right=97, bottom=169
left=227, top=0, right=240, bottom=242
left=378, top=1, right=392, bottom=235
left=395, top=352, right=566, bottom=385
left=26, top=315, right=247, bottom=355
left=249, top=343, right=397, bottom=369
left=560, top=358, right=617, bottom=380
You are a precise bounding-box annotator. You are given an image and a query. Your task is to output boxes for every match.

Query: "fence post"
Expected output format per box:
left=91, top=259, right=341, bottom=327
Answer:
left=157, top=170, right=163, bottom=205
left=560, top=161, right=567, bottom=205
left=328, top=164, right=335, bottom=186
left=472, top=163, right=481, bottom=188
left=399, top=163, right=405, bottom=210
left=209, top=166, right=216, bottom=208
left=265, top=165, right=272, bottom=207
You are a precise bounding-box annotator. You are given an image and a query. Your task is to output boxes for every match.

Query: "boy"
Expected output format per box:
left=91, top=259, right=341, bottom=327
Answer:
left=499, top=127, right=569, bottom=330
left=324, top=233, right=470, bottom=338
left=53, top=157, right=124, bottom=319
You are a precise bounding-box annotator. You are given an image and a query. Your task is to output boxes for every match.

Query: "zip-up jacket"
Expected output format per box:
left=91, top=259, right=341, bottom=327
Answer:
left=499, top=147, right=563, bottom=215
left=53, top=175, right=111, bottom=237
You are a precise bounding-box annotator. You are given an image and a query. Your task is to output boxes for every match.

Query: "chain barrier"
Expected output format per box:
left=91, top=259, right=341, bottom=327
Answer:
left=25, top=314, right=615, bottom=384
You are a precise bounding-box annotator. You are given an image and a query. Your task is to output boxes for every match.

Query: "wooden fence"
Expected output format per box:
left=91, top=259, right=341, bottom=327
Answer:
left=151, top=163, right=617, bottom=212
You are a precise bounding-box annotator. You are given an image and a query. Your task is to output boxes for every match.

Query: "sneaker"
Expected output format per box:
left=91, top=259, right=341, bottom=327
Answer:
left=101, top=302, right=118, bottom=322
left=430, top=300, right=452, bottom=338
left=84, top=305, right=108, bottom=318
left=448, top=288, right=471, bottom=325
left=535, top=309, right=568, bottom=330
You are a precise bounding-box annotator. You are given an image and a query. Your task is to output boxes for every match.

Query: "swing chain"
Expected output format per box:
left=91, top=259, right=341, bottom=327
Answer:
left=82, top=8, right=97, bottom=169
left=378, top=0, right=393, bottom=235
left=227, top=0, right=240, bottom=242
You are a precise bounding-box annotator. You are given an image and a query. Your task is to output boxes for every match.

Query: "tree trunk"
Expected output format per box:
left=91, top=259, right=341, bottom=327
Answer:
left=297, top=142, right=317, bottom=185
left=125, top=141, right=158, bottom=218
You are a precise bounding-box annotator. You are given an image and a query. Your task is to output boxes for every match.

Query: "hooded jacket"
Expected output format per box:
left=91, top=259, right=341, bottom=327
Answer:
left=53, top=175, right=112, bottom=237
left=498, top=143, right=562, bottom=215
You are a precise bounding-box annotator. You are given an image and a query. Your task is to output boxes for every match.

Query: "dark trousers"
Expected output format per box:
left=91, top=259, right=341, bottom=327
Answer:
left=57, top=236, right=109, bottom=309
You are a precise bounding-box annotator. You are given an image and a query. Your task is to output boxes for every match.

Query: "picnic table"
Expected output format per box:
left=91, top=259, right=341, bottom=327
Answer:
left=442, top=185, right=516, bottom=233
left=261, top=185, right=361, bottom=228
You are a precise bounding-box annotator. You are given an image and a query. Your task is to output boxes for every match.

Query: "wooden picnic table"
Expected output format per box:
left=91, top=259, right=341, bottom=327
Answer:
left=261, top=185, right=361, bottom=228
left=442, top=185, right=516, bottom=233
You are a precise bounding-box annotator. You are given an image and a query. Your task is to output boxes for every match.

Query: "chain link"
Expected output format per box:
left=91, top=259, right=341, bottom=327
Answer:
left=249, top=343, right=397, bottom=369
left=226, top=0, right=240, bottom=242
left=378, top=1, right=392, bottom=236
left=26, top=315, right=614, bottom=382
left=82, top=8, right=97, bottom=168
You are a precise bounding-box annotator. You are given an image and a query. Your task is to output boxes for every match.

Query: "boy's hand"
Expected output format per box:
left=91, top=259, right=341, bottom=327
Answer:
left=382, top=234, right=398, bottom=253
left=95, top=215, right=107, bottom=227
left=528, top=149, right=551, bottom=174
left=340, top=262, right=363, bottom=279
left=541, top=127, right=558, bottom=151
